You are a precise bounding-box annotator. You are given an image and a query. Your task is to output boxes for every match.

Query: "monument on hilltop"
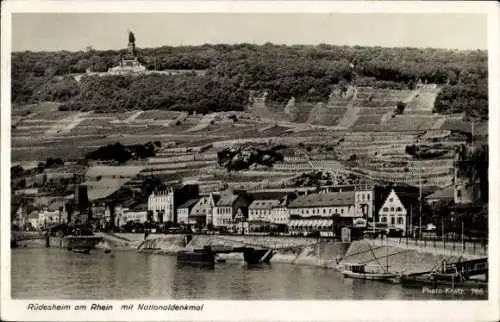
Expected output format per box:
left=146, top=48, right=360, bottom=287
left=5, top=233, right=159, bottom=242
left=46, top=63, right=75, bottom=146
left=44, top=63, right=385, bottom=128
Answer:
left=108, top=31, right=146, bottom=74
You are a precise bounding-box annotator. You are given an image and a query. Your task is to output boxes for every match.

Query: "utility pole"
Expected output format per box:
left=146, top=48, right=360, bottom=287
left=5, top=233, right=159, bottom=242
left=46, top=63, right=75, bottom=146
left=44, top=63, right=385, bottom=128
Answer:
left=419, top=166, right=422, bottom=239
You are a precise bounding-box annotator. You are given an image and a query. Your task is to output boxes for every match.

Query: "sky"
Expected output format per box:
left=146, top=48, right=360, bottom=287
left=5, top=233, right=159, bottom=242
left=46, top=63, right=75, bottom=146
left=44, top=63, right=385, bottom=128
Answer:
left=12, top=13, right=487, bottom=52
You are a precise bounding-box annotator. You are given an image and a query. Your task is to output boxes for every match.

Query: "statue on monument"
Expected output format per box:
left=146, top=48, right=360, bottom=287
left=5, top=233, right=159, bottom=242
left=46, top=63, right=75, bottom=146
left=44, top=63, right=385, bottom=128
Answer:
left=128, top=31, right=135, bottom=44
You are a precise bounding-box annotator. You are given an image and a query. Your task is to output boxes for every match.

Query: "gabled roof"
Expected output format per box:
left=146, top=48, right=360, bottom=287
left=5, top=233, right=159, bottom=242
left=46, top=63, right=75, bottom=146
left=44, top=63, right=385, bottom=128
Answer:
left=178, top=198, right=200, bottom=210
left=249, top=199, right=280, bottom=209
left=216, top=193, right=239, bottom=206
left=288, top=191, right=354, bottom=208
left=425, top=186, right=454, bottom=201
left=381, top=189, right=420, bottom=211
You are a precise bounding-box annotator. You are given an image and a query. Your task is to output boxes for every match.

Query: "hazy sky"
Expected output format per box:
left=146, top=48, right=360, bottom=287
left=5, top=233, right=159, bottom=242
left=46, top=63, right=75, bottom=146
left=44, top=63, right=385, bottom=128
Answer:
left=12, top=13, right=487, bottom=52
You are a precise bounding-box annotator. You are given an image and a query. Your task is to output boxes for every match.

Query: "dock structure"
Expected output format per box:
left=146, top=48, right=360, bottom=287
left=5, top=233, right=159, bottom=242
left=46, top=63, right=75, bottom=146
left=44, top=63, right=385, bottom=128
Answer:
left=178, top=245, right=275, bottom=268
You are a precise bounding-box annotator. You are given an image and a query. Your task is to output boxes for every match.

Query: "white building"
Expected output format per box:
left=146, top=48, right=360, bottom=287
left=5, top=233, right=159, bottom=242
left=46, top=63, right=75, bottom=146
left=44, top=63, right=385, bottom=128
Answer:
left=148, top=188, right=175, bottom=223
left=176, top=199, right=200, bottom=225
left=378, top=189, right=418, bottom=234
left=287, top=191, right=356, bottom=232
left=248, top=199, right=280, bottom=222
left=37, top=210, right=61, bottom=228
left=121, top=210, right=148, bottom=224
left=288, top=191, right=356, bottom=218
left=354, top=187, right=374, bottom=218
left=270, top=206, right=289, bottom=225
left=189, top=194, right=218, bottom=226
left=212, top=190, right=249, bottom=228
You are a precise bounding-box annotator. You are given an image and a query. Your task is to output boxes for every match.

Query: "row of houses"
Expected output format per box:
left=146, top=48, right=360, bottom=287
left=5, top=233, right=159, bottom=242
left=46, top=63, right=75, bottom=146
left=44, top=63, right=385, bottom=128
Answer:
left=15, top=179, right=454, bottom=235
left=142, top=183, right=425, bottom=235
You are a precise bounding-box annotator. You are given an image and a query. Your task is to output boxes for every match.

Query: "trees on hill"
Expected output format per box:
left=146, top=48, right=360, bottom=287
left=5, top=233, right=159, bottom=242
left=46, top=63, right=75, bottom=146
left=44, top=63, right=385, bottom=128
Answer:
left=12, top=44, right=488, bottom=119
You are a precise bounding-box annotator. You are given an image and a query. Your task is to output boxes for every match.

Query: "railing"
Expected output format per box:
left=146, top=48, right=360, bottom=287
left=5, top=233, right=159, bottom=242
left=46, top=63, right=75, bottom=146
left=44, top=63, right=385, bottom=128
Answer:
left=367, top=237, right=488, bottom=258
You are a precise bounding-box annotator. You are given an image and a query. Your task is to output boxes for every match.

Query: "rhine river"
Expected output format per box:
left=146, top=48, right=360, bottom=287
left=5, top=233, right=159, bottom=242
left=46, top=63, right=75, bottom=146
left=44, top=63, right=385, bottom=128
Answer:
left=11, top=248, right=485, bottom=300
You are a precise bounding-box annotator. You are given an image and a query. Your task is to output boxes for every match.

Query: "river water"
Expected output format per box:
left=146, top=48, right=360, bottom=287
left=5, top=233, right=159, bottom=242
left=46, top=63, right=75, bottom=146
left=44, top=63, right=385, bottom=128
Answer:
left=11, top=248, right=486, bottom=300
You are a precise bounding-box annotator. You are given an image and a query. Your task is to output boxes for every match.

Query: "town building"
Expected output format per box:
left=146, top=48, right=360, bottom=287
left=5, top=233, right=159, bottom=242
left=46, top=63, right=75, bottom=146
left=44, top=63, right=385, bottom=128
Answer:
left=378, top=189, right=419, bottom=235
left=247, top=199, right=280, bottom=233
left=177, top=198, right=200, bottom=225
left=148, top=188, right=175, bottom=223
left=287, top=191, right=356, bottom=233
left=189, top=193, right=219, bottom=227
left=120, top=203, right=148, bottom=224
left=212, top=189, right=249, bottom=228
left=147, top=184, right=200, bottom=224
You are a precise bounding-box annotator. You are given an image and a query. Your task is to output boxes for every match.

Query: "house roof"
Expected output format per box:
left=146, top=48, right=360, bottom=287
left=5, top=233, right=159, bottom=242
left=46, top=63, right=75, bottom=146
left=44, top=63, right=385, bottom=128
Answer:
left=382, top=190, right=420, bottom=210
left=216, top=193, right=239, bottom=206
left=249, top=199, right=280, bottom=209
left=248, top=191, right=290, bottom=201
left=130, top=203, right=148, bottom=212
left=425, top=186, right=454, bottom=201
left=178, top=198, right=200, bottom=210
left=288, top=191, right=354, bottom=208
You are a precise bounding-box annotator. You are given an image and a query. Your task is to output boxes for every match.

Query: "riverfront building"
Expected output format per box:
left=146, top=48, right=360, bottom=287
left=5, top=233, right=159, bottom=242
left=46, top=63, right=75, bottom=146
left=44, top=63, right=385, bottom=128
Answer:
left=148, top=188, right=175, bottom=223
left=189, top=193, right=219, bottom=226
left=378, top=189, right=419, bottom=235
left=177, top=199, right=200, bottom=225
left=287, top=191, right=357, bottom=233
left=212, top=190, right=249, bottom=228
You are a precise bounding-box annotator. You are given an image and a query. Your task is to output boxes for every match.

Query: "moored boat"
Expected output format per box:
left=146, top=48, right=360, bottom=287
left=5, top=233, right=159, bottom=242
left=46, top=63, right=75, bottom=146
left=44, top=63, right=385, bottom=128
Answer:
left=72, top=248, right=91, bottom=255
left=341, top=263, right=398, bottom=281
left=177, top=246, right=215, bottom=268
left=399, top=273, right=487, bottom=289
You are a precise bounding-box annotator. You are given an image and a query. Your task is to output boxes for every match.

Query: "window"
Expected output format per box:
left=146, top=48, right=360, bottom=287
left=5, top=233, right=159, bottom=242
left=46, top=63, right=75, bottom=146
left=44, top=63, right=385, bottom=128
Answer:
left=457, top=189, right=462, bottom=198
left=323, top=209, right=326, bottom=214
left=381, top=216, right=387, bottom=223
left=396, top=207, right=402, bottom=212
left=390, top=207, right=394, bottom=212
left=367, top=195, right=370, bottom=200
left=397, top=217, right=403, bottom=225
left=341, top=209, right=344, bottom=214
left=329, top=209, right=332, bottom=214
left=391, top=217, right=395, bottom=225
left=389, top=197, right=393, bottom=202
left=383, top=207, right=388, bottom=212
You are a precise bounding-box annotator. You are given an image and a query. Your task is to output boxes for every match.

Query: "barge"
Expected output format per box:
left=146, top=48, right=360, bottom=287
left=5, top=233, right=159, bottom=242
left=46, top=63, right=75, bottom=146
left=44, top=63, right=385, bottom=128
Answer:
left=177, top=246, right=215, bottom=268
left=176, top=246, right=274, bottom=267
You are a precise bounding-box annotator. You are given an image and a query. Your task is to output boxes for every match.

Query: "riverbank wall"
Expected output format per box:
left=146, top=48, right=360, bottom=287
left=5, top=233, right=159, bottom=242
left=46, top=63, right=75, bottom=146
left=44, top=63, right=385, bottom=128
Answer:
left=340, top=240, right=468, bottom=274
left=110, top=233, right=480, bottom=272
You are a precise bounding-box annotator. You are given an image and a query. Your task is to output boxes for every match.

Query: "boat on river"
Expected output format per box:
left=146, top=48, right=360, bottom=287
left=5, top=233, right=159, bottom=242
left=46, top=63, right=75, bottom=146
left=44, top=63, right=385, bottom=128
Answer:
left=341, top=263, right=398, bottom=281
left=341, top=237, right=397, bottom=281
left=399, top=259, right=488, bottom=290
left=72, top=248, right=91, bottom=255
left=177, top=246, right=215, bottom=268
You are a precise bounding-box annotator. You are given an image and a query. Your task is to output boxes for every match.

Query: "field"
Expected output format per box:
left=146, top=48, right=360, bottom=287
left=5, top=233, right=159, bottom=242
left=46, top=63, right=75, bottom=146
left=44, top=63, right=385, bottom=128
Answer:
left=11, top=85, right=486, bottom=198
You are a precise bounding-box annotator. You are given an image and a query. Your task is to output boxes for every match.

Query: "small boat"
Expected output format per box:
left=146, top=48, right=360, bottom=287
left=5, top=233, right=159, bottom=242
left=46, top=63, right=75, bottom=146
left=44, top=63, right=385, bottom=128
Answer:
left=72, top=248, right=91, bottom=254
left=399, top=273, right=488, bottom=290
left=341, top=237, right=397, bottom=281
left=341, top=263, right=398, bottom=281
